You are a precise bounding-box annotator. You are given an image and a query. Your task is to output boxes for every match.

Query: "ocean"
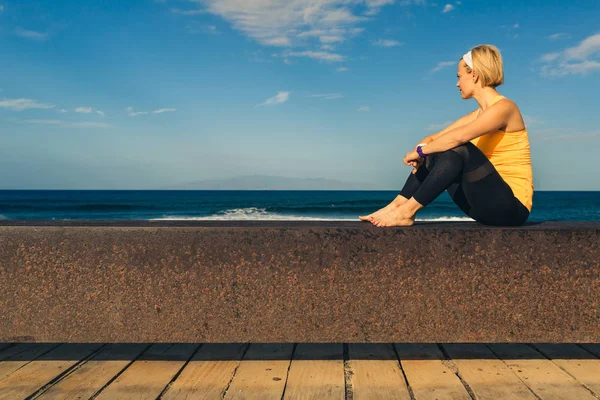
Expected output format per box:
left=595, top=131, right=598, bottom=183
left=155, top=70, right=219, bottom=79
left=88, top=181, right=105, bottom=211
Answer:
left=0, top=190, right=599, bottom=222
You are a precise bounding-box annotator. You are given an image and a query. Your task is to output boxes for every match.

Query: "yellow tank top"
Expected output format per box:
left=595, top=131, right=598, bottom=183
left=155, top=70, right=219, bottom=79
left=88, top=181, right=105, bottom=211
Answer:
left=470, top=95, right=534, bottom=211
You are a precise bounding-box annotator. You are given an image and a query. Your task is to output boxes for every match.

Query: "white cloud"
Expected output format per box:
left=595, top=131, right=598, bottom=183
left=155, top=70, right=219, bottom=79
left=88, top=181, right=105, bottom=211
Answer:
left=171, top=0, right=418, bottom=66
left=373, top=39, right=402, bottom=47
left=540, top=33, right=600, bottom=77
left=22, top=119, right=62, bottom=125
left=256, top=91, right=291, bottom=107
left=75, top=106, right=104, bottom=116
left=126, top=106, right=149, bottom=116
left=431, top=61, right=456, bottom=72
left=540, top=131, right=600, bottom=141
left=0, top=98, right=55, bottom=111
left=309, top=93, right=343, bottom=99
left=58, top=109, right=68, bottom=113
left=564, top=33, right=600, bottom=60
left=320, top=35, right=344, bottom=43
left=126, top=106, right=176, bottom=116
left=170, top=8, right=206, bottom=15
left=442, top=4, right=454, bottom=13
left=321, top=44, right=336, bottom=50
left=70, top=122, right=114, bottom=128
left=22, top=119, right=114, bottom=128
left=425, top=121, right=453, bottom=131
left=548, top=33, right=570, bottom=40
left=540, top=52, right=560, bottom=63
left=523, top=115, right=542, bottom=126
left=357, top=106, right=370, bottom=112
left=14, top=28, right=48, bottom=41
left=336, top=67, right=348, bottom=72
left=286, top=50, right=345, bottom=62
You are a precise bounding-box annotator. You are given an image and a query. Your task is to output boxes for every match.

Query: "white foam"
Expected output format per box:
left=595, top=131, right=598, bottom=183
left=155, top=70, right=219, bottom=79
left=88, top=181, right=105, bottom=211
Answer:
left=150, top=207, right=474, bottom=222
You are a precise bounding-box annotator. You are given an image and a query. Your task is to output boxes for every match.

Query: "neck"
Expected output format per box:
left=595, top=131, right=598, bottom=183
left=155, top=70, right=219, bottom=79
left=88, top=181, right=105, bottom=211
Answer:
left=473, top=86, right=500, bottom=112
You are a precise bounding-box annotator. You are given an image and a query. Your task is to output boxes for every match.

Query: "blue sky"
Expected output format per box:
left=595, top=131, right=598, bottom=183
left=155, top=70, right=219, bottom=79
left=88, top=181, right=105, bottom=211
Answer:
left=1, top=0, right=599, bottom=190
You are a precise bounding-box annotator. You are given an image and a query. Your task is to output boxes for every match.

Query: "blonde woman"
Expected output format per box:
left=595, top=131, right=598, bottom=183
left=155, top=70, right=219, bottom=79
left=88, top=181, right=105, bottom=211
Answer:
left=360, top=44, right=533, bottom=227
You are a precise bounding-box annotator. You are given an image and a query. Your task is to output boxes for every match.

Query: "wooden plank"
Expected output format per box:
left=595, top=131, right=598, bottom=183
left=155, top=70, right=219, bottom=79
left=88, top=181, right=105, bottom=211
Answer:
left=94, top=343, right=197, bottom=400
left=283, top=343, right=344, bottom=400
left=0, top=343, right=101, bottom=400
left=347, top=343, right=410, bottom=400
left=488, top=344, right=597, bottom=400
left=35, top=344, right=148, bottom=400
left=224, top=343, right=293, bottom=400
left=395, top=343, right=471, bottom=400
left=0, top=344, right=58, bottom=380
left=442, top=344, right=537, bottom=400
left=161, top=343, right=248, bottom=400
left=533, top=344, right=600, bottom=396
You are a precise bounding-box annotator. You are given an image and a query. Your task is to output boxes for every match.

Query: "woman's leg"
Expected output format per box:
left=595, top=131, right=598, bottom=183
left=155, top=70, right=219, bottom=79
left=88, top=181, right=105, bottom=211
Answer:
left=371, top=142, right=529, bottom=226
left=360, top=158, right=433, bottom=221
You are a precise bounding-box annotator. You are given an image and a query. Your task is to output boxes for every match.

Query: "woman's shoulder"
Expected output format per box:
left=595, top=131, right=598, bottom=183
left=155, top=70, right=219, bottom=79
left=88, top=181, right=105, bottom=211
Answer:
left=495, top=95, right=519, bottom=109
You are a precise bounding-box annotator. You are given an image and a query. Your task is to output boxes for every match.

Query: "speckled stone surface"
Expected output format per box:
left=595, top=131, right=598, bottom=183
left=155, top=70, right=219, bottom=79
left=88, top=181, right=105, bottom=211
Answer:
left=1, top=221, right=599, bottom=343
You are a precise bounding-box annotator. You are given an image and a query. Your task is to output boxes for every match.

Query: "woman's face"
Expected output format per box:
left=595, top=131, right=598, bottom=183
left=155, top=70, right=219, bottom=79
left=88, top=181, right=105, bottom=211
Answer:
left=456, top=61, right=474, bottom=99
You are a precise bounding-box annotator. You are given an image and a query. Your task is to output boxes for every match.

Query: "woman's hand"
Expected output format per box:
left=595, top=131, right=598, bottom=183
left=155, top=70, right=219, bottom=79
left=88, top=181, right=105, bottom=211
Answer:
left=404, top=150, right=424, bottom=174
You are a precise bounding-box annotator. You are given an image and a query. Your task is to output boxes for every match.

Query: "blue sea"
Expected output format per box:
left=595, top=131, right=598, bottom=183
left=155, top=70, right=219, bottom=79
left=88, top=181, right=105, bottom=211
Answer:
left=0, top=190, right=599, bottom=222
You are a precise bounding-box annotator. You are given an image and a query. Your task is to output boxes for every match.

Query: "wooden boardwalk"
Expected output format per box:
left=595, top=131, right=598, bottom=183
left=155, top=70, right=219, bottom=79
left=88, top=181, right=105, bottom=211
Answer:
left=1, top=342, right=599, bottom=399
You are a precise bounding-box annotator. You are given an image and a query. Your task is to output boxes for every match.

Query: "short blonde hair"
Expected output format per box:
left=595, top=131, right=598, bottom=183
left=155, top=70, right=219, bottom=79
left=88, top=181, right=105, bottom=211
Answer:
left=463, top=44, right=504, bottom=88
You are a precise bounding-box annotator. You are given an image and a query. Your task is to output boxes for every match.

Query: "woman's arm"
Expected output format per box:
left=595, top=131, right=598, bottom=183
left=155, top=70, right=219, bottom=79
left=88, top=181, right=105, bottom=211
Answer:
left=419, top=100, right=513, bottom=155
left=418, top=110, right=479, bottom=145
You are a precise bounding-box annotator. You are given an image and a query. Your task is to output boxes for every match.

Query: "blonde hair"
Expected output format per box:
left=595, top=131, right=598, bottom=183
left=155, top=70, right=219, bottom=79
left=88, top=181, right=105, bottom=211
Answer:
left=463, top=44, right=504, bottom=88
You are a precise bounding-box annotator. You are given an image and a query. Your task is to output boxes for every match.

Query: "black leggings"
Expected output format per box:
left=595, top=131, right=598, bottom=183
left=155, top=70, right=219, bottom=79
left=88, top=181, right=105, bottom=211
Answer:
left=399, top=142, right=530, bottom=226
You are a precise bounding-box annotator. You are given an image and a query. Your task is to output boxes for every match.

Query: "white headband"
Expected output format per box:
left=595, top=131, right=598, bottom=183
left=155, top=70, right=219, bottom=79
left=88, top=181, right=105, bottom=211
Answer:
left=462, top=51, right=473, bottom=69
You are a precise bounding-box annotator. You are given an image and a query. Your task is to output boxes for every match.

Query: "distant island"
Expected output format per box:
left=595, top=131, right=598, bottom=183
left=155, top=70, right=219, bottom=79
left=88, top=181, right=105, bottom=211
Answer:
left=159, top=175, right=385, bottom=190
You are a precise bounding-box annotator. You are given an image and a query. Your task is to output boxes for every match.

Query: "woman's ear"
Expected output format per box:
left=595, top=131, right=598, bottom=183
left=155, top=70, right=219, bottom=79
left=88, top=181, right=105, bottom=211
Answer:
left=472, top=71, right=479, bottom=84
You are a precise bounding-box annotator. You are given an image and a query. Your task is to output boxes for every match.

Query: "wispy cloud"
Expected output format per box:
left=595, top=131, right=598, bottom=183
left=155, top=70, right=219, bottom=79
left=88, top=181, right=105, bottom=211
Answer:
left=75, top=106, right=105, bottom=116
left=309, top=93, right=343, bottom=99
left=256, top=91, right=291, bottom=107
left=58, top=109, right=68, bottom=113
left=548, top=33, right=570, bottom=40
left=0, top=98, right=55, bottom=111
left=22, top=119, right=114, bottom=128
left=523, top=115, right=542, bottom=126
left=186, top=23, right=220, bottom=35
left=431, top=61, right=456, bottom=73
left=163, top=0, right=421, bottom=63
left=285, top=50, right=345, bottom=62
left=373, top=39, right=402, bottom=47
left=126, top=106, right=149, bottom=116
left=357, top=106, right=370, bottom=112
left=540, top=32, right=600, bottom=77
left=336, top=67, right=348, bottom=72
left=170, top=8, right=206, bottom=16
left=152, top=108, right=176, bottom=114
left=539, top=131, right=600, bottom=141
left=14, top=28, right=48, bottom=41
left=0, top=5, right=4, bottom=13
left=500, top=22, right=520, bottom=39
left=425, top=121, right=453, bottom=131
left=442, top=4, right=454, bottom=13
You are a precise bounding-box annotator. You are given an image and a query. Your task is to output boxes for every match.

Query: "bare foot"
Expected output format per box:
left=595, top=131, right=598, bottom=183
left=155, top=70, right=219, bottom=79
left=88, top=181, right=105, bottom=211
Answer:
left=370, top=205, right=416, bottom=227
left=359, top=195, right=407, bottom=221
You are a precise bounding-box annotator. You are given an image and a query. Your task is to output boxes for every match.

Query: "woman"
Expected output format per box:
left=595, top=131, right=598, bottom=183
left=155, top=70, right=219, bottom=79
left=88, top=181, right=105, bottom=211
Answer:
left=359, top=44, right=533, bottom=227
